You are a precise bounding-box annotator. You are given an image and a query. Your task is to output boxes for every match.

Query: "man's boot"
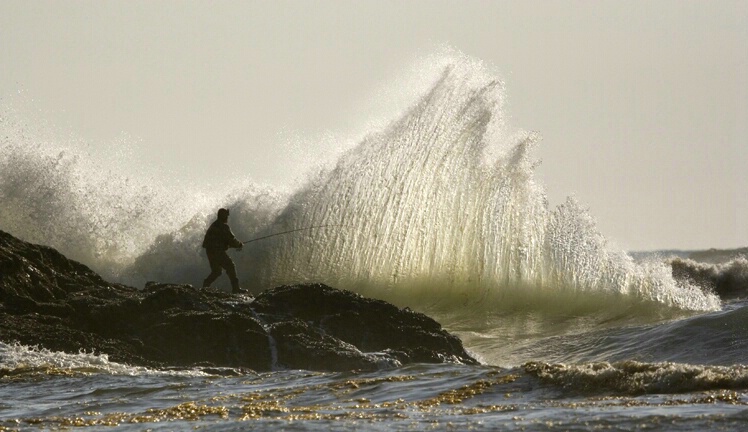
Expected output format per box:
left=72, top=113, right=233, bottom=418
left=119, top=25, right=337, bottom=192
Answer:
left=231, top=278, right=247, bottom=294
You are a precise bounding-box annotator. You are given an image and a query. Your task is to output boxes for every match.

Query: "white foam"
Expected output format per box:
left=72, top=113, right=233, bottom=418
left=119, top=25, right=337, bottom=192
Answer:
left=0, top=342, right=206, bottom=377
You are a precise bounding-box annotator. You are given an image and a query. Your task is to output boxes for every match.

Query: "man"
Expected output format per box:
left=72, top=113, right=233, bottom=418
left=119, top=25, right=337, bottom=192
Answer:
left=202, top=208, right=246, bottom=293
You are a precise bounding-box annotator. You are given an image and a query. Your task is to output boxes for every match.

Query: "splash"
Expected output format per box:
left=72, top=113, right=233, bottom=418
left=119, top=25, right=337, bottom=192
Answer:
left=0, top=108, right=213, bottom=277
left=0, top=52, right=720, bottom=315
left=241, top=56, right=720, bottom=313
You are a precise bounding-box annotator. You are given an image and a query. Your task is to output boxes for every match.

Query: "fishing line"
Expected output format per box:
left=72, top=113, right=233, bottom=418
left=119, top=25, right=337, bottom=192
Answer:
left=242, top=225, right=346, bottom=244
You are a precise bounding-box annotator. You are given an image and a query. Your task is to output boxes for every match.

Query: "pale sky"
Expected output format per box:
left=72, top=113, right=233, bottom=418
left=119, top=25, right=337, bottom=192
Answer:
left=1, top=0, right=746, bottom=251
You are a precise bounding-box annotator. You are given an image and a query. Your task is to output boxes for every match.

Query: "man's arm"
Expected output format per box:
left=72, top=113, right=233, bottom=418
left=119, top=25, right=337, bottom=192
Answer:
left=224, top=226, right=243, bottom=249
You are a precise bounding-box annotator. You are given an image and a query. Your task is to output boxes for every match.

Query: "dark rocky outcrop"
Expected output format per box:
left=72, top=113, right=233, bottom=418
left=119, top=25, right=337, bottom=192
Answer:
left=0, top=230, right=477, bottom=371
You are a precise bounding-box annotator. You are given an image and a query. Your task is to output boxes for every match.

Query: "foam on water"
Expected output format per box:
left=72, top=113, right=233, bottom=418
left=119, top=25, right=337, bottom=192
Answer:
left=524, top=360, right=748, bottom=396
left=0, top=342, right=206, bottom=377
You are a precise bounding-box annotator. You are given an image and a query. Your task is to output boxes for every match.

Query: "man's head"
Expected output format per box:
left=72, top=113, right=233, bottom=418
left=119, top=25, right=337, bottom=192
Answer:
left=217, top=208, right=230, bottom=222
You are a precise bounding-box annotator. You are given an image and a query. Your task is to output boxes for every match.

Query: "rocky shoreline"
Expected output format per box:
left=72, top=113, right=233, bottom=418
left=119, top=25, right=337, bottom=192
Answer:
left=0, top=229, right=477, bottom=372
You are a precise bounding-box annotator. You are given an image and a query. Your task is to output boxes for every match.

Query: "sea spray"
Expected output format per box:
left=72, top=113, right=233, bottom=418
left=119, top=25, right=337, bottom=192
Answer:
left=0, top=105, right=234, bottom=279
left=0, top=53, right=720, bottom=316
left=244, top=58, right=720, bottom=314
left=125, top=186, right=287, bottom=289
left=0, top=136, right=198, bottom=275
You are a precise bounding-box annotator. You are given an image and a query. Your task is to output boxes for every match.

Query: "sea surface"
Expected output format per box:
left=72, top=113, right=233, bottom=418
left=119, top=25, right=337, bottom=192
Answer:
left=2, top=53, right=747, bottom=430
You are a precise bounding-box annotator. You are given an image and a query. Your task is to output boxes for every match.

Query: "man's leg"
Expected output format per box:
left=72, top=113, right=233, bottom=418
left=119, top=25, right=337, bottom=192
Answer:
left=223, top=255, right=240, bottom=293
left=202, top=250, right=223, bottom=288
left=216, top=252, right=241, bottom=293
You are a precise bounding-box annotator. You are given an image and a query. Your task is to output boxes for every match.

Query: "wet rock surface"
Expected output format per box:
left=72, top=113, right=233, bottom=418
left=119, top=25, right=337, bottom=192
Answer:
left=0, top=230, right=477, bottom=371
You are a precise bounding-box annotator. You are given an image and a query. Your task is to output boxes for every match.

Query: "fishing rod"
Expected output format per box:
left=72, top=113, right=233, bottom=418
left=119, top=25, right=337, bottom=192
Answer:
left=242, top=224, right=346, bottom=245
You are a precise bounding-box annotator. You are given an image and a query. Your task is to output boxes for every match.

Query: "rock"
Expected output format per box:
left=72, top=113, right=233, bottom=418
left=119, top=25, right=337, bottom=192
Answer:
left=0, top=230, right=477, bottom=371
left=252, top=284, right=476, bottom=366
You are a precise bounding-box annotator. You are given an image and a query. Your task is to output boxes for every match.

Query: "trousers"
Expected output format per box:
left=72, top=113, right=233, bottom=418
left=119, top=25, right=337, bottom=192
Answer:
left=202, top=249, right=239, bottom=291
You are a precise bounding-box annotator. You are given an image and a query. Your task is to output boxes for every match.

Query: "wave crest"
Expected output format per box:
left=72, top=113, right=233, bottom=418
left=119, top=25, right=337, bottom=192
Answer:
left=525, top=360, right=748, bottom=396
left=671, top=257, right=748, bottom=300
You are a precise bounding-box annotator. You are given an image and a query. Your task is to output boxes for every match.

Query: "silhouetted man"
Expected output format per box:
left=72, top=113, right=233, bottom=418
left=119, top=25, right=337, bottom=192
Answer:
left=202, top=208, right=245, bottom=293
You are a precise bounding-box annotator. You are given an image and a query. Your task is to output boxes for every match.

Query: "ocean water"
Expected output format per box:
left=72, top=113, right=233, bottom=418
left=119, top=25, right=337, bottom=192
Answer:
left=2, top=53, right=748, bottom=430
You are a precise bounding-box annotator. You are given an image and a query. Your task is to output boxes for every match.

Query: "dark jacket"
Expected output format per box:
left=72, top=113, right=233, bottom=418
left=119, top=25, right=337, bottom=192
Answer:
left=202, top=220, right=242, bottom=251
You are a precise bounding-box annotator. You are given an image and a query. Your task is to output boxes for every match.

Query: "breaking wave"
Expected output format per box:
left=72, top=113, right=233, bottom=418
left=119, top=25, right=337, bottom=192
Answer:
left=524, top=360, right=748, bottom=396
left=0, top=52, right=721, bottom=333
left=670, top=257, right=748, bottom=300
left=233, top=56, right=718, bottom=313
